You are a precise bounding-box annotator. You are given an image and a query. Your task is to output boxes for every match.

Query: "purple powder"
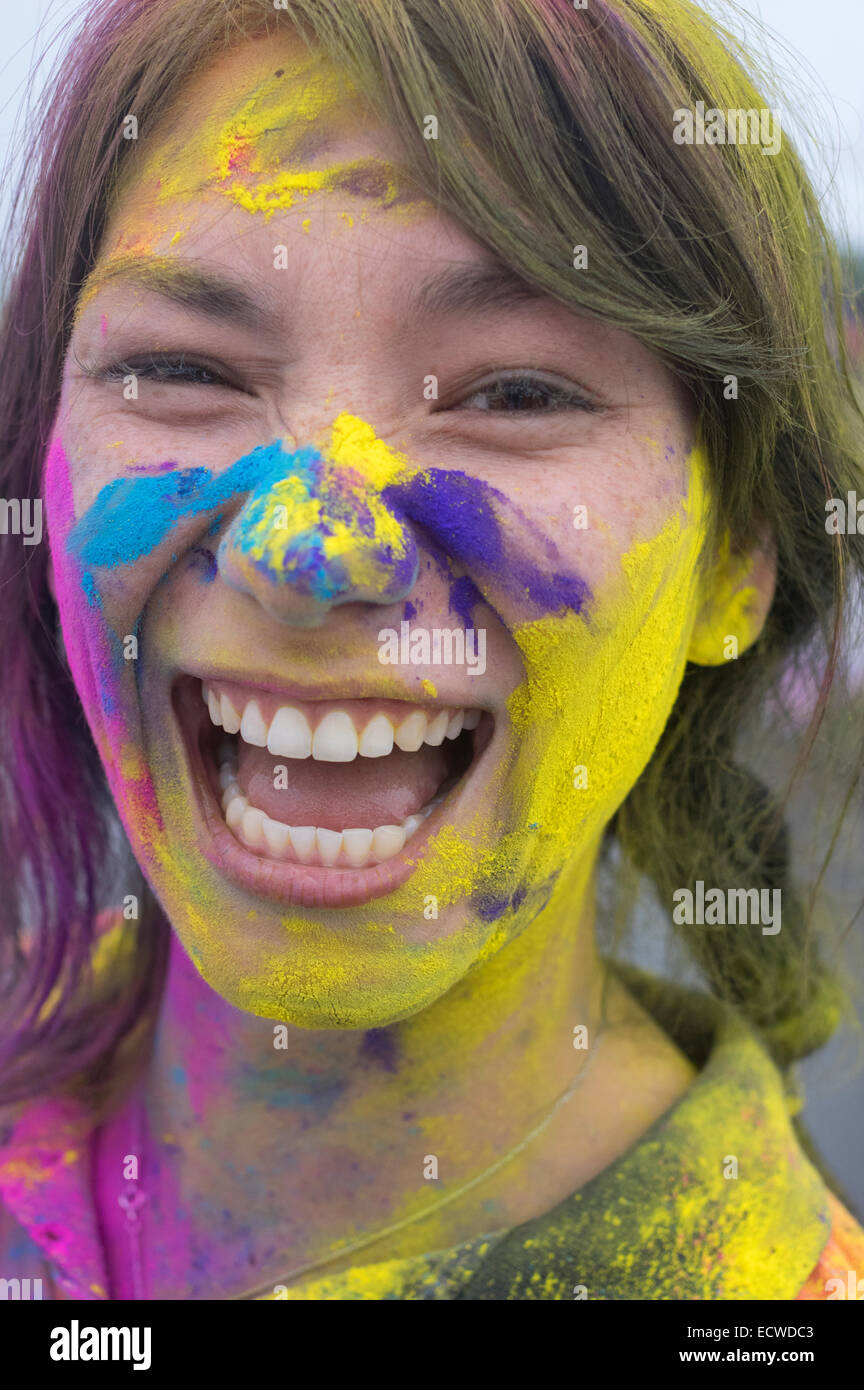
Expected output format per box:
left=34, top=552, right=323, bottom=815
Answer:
left=359, top=1028, right=399, bottom=1073
left=188, top=548, right=217, bottom=583
left=385, top=468, right=590, bottom=617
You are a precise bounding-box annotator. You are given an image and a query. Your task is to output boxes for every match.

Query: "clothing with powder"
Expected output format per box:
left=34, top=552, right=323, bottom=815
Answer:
left=0, top=966, right=861, bottom=1300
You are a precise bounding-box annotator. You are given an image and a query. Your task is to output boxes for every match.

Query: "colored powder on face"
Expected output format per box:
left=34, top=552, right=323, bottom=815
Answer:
left=188, top=547, right=218, bottom=582
left=68, top=465, right=223, bottom=567
left=126, top=51, right=421, bottom=226
left=473, top=893, right=510, bottom=924
left=212, top=55, right=346, bottom=180
left=72, top=412, right=608, bottom=627
left=383, top=469, right=591, bottom=617
left=392, top=468, right=505, bottom=567
left=82, top=413, right=601, bottom=1023
left=81, top=571, right=101, bottom=610
left=249, top=443, right=716, bottom=1030
left=324, top=414, right=407, bottom=491
left=127, top=459, right=181, bottom=474
left=447, top=574, right=485, bottom=628
left=66, top=421, right=422, bottom=609
left=44, top=439, right=164, bottom=851
left=217, top=160, right=406, bottom=219
left=227, top=448, right=417, bottom=605
left=502, top=444, right=713, bottom=888
left=472, top=884, right=531, bottom=923
left=54, top=403, right=724, bottom=1044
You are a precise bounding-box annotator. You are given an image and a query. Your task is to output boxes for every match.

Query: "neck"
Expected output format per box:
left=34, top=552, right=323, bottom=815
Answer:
left=139, top=844, right=693, bottom=1296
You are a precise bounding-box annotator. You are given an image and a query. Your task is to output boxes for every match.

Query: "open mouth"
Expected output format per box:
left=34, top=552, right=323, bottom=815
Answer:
left=174, top=674, right=493, bottom=908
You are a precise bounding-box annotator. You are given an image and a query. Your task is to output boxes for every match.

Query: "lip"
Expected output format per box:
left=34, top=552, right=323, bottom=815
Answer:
left=172, top=674, right=495, bottom=909
left=179, top=666, right=449, bottom=708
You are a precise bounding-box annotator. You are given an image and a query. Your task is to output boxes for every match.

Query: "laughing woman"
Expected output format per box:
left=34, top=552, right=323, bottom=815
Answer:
left=0, top=0, right=862, bottom=1301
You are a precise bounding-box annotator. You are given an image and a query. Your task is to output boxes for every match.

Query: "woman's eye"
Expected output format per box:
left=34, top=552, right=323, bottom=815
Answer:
left=99, top=355, right=236, bottom=388
left=456, top=375, right=598, bottom=414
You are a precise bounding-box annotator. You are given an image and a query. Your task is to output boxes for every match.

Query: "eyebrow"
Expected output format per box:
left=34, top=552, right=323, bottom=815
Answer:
left=82, top=253, right=550, bottom=337
left=407, top=262, right=552, bottom=319
left=82, top=255, right=284, bottom=336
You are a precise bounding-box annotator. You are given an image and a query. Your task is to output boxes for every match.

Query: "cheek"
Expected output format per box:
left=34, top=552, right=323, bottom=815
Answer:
left=350, top=452, right=708, bottom=930
left=490, top=448, right=711, bottom=888
left=44, top=435, right=163, bottom=837
left=44, top=437, right=107, bottom=717
left=45, top=436, right=144, bottom=679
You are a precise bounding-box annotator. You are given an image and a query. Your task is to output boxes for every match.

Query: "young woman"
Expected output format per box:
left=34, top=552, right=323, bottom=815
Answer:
left=0, top=0, right=862, bottom=1300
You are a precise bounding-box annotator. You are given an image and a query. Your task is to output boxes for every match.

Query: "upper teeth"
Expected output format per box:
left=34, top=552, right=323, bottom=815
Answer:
left=202, top=684, right=480, bottom=761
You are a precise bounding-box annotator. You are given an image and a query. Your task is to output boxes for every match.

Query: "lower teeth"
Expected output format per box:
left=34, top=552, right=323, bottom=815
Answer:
left=215, top=743, right=446, bottom=868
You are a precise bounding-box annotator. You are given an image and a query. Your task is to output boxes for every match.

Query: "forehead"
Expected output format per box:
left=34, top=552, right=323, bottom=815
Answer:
left=101, top=30, right=425, bottom=260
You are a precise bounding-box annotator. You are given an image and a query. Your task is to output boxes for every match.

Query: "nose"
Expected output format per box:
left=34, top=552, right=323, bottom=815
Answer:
left=216, top=436, right=419, bottom=626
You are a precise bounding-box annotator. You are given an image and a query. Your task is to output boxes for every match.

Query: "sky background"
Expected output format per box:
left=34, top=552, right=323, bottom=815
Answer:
left=0, top=0, right=862, bottom=248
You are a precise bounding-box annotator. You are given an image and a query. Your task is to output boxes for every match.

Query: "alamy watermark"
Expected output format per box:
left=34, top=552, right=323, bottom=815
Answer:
left=825, top=491, right=864, bottom=534
left=0, top=497, right=42, bottom=545
left=50, top=1320, right=151, bottom=1371
left=825, top=1270, right=863, bottom=1299
left=673, top=102, right=781, bottom=157
left=672, top=881, right=781, bottom=935
left=378, top=621, right=486, bottom=675
left=0, top=1276, right=43, bottom=1299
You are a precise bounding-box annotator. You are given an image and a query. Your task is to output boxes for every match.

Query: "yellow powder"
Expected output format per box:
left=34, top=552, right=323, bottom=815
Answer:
left=146, top=425, right=720, bottom=1042
left=687, top=533, right=761, bottom=665
left=126, top=53, right=419, bottom=226
left=323, top=413, right=410, bottom=490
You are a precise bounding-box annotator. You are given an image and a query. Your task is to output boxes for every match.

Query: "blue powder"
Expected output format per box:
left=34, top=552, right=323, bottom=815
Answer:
left=67, top=444, right=319, bottom=567
left=81, top=571, right=101, bottom=610
left=68, top=442, right=590, bottom=632
left=69, top=441, right=419, bottom=609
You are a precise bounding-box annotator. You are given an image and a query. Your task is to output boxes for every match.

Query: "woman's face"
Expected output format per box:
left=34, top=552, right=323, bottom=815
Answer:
left=46, top=35, right=716, bottom=1026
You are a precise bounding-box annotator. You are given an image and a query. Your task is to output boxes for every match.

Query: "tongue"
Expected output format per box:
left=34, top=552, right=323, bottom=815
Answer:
left=237, top=741, right=450, bottom=829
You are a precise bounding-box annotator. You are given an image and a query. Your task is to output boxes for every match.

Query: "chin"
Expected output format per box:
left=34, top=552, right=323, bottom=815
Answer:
left=157, top=881, right=499, bottom=1029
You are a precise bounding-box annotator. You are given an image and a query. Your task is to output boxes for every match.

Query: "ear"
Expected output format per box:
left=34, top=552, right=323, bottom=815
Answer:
left=687, top=527, right=776, bottom=666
